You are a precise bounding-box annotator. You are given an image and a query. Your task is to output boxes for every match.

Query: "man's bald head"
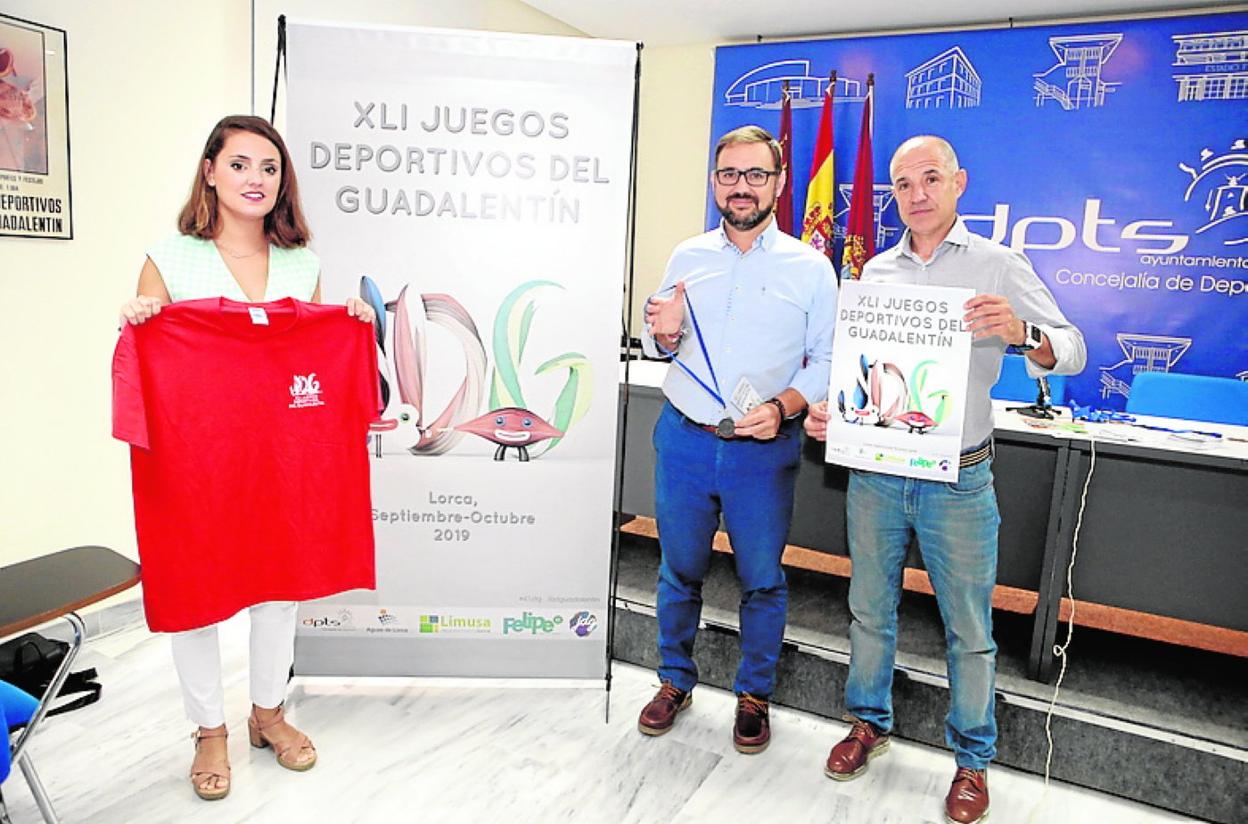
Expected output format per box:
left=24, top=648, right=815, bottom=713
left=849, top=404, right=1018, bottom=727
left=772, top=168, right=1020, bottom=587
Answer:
left=889, top=135, right=960, bottom=181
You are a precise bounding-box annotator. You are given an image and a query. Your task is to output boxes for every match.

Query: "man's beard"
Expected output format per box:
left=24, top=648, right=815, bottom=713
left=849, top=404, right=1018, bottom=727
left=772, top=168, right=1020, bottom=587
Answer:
left=719, top=195, right=773, bottom=231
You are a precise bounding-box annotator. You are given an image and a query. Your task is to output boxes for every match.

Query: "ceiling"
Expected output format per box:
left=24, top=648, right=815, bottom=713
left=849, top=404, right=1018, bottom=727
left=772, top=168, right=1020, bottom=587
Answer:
left=519, top=1, right=1233, bottom=46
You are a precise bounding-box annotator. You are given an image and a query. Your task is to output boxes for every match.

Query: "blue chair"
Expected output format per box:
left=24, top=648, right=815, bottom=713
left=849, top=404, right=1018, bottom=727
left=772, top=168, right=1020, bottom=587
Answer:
left=2, top=680, right=39, bottom=818
left=1126, top=371, right=1248, bottom=425
left=991, top=353, right=1067, bottom=405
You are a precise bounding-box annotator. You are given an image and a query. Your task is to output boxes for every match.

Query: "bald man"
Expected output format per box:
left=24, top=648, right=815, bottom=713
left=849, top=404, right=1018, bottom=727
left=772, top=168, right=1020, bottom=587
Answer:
left=806, top=135, right=1085, bottom=824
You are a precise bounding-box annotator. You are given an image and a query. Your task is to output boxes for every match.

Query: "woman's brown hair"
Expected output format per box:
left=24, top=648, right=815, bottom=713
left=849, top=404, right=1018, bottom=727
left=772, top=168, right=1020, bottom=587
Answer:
left=177, top=115, right=311, bottom=248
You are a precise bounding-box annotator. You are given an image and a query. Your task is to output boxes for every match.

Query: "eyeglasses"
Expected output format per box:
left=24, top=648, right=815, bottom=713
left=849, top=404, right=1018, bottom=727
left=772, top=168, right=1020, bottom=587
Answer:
left=714, top=167, right=779, bottom=187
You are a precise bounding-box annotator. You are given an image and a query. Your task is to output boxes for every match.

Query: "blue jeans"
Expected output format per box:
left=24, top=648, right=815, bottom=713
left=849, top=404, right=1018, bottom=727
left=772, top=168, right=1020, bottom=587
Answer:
left=653, top=402, right=801, bottom=697
left=844, top=459, right=1001, bottom=769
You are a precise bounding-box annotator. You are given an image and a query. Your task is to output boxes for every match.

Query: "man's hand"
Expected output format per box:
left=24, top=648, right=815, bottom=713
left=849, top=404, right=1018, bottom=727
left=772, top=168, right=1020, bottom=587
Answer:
left=963, top=294, right=1024, bottom=344
left=734, top=400, right=782, bottom=440
left=644, top=281, right=686, bottom=340
left=804, top=401, right=830, bottom=442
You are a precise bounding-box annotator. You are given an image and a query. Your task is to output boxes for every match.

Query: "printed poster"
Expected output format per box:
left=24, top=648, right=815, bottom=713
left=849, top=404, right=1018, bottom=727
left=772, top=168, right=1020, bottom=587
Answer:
left=285, top=20, right=637, bottom=679
left=0, top=14, right=71, bottom=239
left=825, top=281, right=973, bottom=481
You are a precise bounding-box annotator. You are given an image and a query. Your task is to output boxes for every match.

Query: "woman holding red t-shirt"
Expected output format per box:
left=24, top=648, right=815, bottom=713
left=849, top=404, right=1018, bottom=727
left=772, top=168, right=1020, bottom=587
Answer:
left=119, top=115, right=374, bottom=801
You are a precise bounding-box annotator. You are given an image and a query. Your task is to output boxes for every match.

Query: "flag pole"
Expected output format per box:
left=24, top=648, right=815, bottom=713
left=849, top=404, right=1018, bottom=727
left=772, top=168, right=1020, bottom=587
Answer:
left=867, top=72, right=875, bottom=138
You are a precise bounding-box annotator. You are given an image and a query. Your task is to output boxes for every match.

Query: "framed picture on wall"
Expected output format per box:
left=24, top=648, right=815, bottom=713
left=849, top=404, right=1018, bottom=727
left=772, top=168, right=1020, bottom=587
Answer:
left=0, top=13, right=71, bottom=240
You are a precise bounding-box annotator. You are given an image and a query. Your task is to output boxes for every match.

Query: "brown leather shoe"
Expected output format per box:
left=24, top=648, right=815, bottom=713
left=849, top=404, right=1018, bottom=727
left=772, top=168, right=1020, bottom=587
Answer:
left=638, top=682, right=691, bottom=736
left=824, top=718, right=890, bottom=780
left=945, top=767, right=989, bottom=823
left=732, top=694, right=770, bottom=754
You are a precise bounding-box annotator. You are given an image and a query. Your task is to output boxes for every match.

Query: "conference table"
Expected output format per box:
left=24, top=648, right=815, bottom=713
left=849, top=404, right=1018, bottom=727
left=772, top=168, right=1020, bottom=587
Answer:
left=618, top=359, right=1248, bottom=682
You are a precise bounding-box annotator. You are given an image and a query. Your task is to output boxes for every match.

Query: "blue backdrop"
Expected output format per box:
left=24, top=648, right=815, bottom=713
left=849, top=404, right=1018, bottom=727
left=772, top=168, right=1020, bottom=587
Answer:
left=710, top=10, right=1247, bottom=408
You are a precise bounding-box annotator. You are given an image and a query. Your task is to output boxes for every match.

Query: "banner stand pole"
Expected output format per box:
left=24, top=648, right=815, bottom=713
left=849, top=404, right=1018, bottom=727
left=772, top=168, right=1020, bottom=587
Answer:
left=268, top=14, right=287, bottom=124
left=605, top=41, right=644, bottom=725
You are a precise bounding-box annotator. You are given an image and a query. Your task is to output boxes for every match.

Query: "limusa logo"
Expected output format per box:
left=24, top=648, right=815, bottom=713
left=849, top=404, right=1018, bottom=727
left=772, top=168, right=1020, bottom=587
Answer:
left=289, top=373, right=324, bottom=409
left=568, top=611, right=598, bottom=637
left=503, top=611, right=563, bottom=635
left=419, top=614, right=492, bottom=634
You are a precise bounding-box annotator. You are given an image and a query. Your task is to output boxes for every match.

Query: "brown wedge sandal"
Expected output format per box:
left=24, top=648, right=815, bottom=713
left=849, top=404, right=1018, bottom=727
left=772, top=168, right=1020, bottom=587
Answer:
left=248, top=704, right=317, bottom=771
left=190, top=726, right=230, bottom=801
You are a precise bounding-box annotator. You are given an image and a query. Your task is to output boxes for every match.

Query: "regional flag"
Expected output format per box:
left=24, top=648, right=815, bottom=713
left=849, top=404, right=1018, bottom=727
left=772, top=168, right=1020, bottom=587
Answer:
left=842, top=78, right=876, bottom=281
left=801, top=80, right=835, bottom=256
left=776, top=85, right=794, bottom=234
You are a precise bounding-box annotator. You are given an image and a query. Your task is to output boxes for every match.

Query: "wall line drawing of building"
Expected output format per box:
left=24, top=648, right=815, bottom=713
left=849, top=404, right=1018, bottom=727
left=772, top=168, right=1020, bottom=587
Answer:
left=1172, top=30, right=1248, bottom=102
left=724, top=60, right=867, bottom=109
left=1098, top=332, right=1192, bottom=399
left=905, top=46, right=982, bottom=109
left=1033, top=33, right=1123, bottom=109
left=833, top=183, right=900, bottom=249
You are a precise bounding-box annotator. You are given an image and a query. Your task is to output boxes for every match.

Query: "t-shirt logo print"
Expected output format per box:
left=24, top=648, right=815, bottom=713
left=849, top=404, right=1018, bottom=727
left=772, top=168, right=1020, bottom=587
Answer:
left=289, top=373, right=325, bottom=409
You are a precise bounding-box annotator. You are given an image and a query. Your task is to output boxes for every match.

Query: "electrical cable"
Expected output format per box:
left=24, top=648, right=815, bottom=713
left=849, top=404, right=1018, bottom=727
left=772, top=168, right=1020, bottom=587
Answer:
left=1026, top=432, right=1096, bottom=823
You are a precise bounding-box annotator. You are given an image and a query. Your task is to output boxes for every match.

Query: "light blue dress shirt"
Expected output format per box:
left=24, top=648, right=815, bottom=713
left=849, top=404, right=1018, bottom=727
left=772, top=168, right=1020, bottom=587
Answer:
left=862, top=217, right=1087, bottom=449
left=641, top=219, right=839, bottom=424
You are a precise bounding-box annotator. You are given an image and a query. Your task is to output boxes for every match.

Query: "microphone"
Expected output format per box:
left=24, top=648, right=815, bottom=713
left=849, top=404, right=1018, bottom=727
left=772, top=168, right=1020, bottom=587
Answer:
left=1036, top=376, right=1052, bottom=409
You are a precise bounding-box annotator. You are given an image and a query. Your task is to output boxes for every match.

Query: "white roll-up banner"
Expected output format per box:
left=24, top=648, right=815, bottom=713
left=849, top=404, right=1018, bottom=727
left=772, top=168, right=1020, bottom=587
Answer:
left=286, top=20, right=638, bottom=679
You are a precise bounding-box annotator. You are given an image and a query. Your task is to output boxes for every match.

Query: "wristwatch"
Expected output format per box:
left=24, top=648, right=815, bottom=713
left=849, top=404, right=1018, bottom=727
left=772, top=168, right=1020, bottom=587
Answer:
left=1016, top=320, right=1043, bottom=352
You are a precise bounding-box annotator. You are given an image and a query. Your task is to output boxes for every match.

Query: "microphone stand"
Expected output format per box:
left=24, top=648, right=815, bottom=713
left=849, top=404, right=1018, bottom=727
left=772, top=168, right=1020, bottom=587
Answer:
left=1007, top=376, right=1057, bottom=420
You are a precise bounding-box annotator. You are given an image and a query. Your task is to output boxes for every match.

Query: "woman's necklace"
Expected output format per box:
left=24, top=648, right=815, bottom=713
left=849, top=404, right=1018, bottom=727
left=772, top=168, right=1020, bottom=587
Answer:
left=215, top=239, right=267, bottom=259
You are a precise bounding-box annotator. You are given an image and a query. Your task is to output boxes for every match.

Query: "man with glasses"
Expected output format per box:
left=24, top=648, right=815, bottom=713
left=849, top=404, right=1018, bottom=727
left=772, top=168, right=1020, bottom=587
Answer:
left=636, top=125, right=838, bottom=753
left=805, top=135, right=1085, bottom=824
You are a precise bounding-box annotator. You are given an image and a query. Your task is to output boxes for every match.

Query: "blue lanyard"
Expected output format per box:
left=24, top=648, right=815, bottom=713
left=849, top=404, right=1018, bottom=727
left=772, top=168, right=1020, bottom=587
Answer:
left=1130, top=422, right=1222, bottom=440
left=656, top=288, right=725, bottom=409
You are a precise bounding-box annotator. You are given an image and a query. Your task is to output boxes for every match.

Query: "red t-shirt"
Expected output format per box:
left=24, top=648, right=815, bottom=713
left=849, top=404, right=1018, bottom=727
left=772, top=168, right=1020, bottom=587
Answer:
left=112, top=297, right=379, bottom=632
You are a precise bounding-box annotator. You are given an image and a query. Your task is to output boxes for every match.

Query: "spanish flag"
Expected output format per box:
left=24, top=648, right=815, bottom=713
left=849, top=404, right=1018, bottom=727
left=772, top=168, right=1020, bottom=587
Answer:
left=801, top=76, right=835, bottom=257
left=842, top=75, right=876, bottom=281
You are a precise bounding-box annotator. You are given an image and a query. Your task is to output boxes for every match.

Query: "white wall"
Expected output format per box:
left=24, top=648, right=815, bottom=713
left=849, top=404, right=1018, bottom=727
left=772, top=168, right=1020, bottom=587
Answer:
left=631, top=43, right=715, bottom=333
left=0, top=1, right=582, bottom=568
left=0, top=1, right=252, bottom=570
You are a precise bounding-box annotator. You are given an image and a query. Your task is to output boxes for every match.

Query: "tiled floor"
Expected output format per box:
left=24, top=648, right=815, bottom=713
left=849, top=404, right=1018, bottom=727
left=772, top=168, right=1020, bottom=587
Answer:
left=2, top=612, right=1197, bottom=823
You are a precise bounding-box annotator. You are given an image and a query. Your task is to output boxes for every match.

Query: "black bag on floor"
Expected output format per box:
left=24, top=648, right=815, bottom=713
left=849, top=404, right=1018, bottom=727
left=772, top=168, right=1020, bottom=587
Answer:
left=0, top=632, right=101, bottom=719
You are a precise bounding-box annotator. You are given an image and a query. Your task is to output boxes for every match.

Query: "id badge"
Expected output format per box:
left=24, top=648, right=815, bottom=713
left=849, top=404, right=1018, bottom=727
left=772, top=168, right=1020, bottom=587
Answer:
left=731, top=376, right=764, bottom=414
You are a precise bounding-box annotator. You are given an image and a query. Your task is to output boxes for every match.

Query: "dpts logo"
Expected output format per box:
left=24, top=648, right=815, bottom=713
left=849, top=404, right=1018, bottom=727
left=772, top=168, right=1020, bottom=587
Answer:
left=965, top=198, right=1188, bottom=256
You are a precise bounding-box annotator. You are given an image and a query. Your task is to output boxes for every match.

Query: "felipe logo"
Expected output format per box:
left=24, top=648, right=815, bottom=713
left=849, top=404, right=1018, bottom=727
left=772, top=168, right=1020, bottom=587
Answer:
left=289, top=373, right=325, bottom=409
